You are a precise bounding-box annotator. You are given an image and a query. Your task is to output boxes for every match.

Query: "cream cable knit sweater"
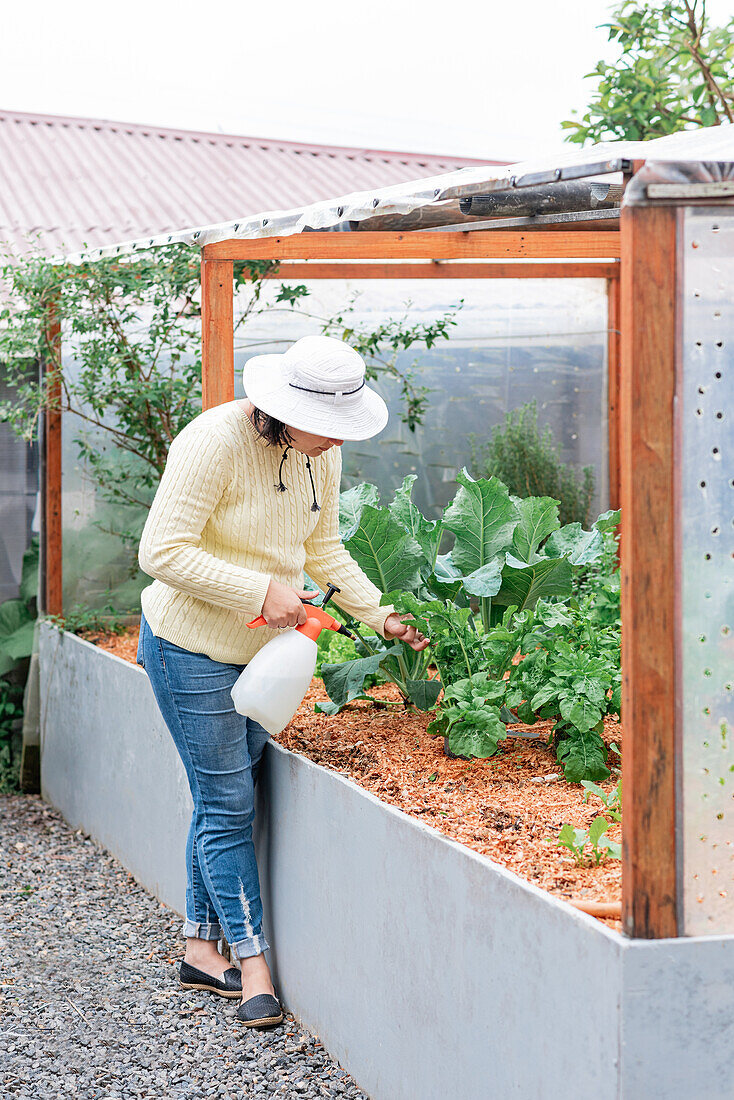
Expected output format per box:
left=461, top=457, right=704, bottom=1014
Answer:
left=138, top=401, right=393, bottom=665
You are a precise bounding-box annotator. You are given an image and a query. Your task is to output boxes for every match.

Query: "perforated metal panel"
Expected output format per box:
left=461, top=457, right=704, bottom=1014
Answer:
left=680, top=207, right=734, bottom=935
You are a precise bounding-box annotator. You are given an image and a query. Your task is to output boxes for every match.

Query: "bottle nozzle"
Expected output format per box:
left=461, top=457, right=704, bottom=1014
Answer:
left=321, top=583, right=340, bottom=610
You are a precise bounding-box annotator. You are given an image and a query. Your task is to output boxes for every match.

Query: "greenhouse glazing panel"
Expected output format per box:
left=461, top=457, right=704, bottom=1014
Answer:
left=59, top=275, right=609, bottom=614
left=60, top=348, right=154, bottom=615
left=234, top=278, right=609, bottom=522
left=680, top=207, right=734, bottom=936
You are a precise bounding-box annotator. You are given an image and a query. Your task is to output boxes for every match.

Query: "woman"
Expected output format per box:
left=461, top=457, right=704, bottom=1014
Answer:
left=136, top=334, right=428, bottom=1029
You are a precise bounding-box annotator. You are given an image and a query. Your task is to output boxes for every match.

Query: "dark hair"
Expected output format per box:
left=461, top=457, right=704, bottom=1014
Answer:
left=250, top=406, right=293, bottom=447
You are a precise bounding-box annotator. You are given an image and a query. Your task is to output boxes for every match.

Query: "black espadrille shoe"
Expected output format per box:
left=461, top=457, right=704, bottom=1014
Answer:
left=179, top=960, right=242, bottom=998
left=237, top=992, right=284, bottom=1029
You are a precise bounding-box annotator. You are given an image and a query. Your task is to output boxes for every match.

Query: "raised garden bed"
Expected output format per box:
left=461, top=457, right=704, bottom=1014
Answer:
left=39, top=622, right=734, bottom=1100
left=87, top=623, right=622, bottom=927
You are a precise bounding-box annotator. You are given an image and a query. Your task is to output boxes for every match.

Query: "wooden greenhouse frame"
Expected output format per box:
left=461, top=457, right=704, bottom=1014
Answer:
left=40, top=158, right=720, bottom=943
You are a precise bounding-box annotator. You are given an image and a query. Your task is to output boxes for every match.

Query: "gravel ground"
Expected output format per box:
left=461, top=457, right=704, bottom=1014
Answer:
left=0, top=795, right=369, bottom=1099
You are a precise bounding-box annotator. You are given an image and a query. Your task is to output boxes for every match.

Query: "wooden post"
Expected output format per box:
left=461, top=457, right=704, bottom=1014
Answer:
left=201, top=259, right=234, bottom=410
left=43, top=301, right=63, bottom=617
left=607, top=276, right=621, bottom=512
left=619, top=203, right=680, bottom=938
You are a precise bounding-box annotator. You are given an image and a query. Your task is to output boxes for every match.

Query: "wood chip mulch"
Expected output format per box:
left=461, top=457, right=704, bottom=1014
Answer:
left=90, top=626, right=623, bottom=930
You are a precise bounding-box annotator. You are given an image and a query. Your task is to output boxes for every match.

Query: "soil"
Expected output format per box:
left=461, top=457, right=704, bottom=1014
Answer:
left=86, top=624, right=623, bottom=931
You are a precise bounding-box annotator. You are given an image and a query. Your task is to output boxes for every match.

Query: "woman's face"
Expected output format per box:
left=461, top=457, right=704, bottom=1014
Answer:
left=285, top=426, right=344, bottom=458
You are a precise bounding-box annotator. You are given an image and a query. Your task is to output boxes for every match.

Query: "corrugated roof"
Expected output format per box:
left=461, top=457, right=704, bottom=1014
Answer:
left=0, top=109, right=494, bottom=256
left=57, top=120, right=734, bottom=263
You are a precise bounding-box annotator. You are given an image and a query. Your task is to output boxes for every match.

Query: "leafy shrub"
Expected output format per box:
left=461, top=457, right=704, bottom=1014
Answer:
left=471, top=401, right=596, bottom=527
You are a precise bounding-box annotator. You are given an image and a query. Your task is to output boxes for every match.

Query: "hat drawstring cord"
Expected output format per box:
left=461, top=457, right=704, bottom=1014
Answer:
left=275, top=445, right=320, bottom=512
left=305, top=457, right=320, bottom=512
left=276, top=445, right=291, bottom=492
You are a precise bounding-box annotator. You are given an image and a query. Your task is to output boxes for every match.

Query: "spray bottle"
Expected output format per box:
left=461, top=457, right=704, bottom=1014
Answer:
left=230, top=584, right=354, bottom=734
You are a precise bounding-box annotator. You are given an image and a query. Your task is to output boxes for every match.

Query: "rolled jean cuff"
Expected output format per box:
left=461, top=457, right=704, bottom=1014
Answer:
left=182, top=918, right=222, bottom=941
left=231, top=933, right=270, bottom=960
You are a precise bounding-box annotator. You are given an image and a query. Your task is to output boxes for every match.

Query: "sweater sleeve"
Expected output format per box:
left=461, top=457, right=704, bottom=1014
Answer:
left=138, top=426, right=272, bottom=615
left=304, top=448, right=395, bottom=637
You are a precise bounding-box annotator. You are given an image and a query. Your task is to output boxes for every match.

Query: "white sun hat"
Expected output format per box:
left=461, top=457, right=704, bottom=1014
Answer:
left=242, top=334, right=389, bottom=441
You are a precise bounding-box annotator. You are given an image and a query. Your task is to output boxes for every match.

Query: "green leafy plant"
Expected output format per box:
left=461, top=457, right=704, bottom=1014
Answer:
left=46, top=602, right=130, bottom=637
left=427, top=673, right=508, bottom=759
left=505, top=598, right=621, bottom=782
left=572, top=511, right=621, bottom=628
left=317, top=470, right=614, bottom=774
left=556, top=817, right=622, bottom=866
left=563, top=0, right=734, bottom=144
left=582, top=778, right=623, bottom=823
left=470, top=401, right=596, bottom=527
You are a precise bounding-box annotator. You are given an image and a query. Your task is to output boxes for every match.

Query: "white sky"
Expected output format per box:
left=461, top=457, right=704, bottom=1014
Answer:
left=3, top=0, right=733, bottom=161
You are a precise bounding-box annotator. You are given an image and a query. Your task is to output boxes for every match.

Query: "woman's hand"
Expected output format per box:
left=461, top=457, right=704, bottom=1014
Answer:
left=261, top=580, right=318, bottom=628
left=383, top=612, right=429, bottom=652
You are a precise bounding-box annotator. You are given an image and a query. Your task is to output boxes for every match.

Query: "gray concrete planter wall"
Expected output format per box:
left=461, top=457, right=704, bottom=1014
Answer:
left=40, top=624, right=734, bottom=1100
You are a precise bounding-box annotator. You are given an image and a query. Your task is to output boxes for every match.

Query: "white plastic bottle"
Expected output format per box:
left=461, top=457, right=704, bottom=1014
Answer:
left=231, top=595, right=353, bottom=735
left=230, top=629, right=318, bottom=735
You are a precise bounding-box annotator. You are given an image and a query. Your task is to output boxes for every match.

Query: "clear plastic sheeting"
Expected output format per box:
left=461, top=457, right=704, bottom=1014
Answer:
left=234, top=279, right=609, bottom=521
left=62, top=125, right=734, bottom=264
left=679, top=208, right=734, bottom=936
left=623, top=159, right=734, bottom=207
left=0, top=375, right=38, bottom=601
left=60, top=349, right=149, bottom=616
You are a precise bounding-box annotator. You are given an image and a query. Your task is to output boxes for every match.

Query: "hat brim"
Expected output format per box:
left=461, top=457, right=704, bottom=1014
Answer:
left=242, top=353, right=389, bottom=441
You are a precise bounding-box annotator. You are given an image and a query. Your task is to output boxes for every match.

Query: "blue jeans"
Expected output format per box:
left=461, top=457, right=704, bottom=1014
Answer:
left=137, top=612, right=270, bottom=959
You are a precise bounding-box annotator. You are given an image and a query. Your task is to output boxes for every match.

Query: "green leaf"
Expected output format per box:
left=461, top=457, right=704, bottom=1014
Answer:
left=0, top=600, right=35, bottom=661
left=599, top=837, right=622, bottom=860
left=530, top=681, right=561, bottom=711
left=557, top=824, right=587, bottom=864
left=447, top=708, right=507, bottom=759
left=593, top=509, right=620, bottom=535
left=571, top=673, right=607, bottom=707
left=556, top=725, right=610, bottom=783
left=2, top=620, right=36, bottom=661
left=559, top=694, right=604, bottom=733
left=389, top=475, right=441, bottom=565
left=494, top=554, right=573, bottom=611
left=442, top=470, right=518, bottom=575
left=345, top=505, right=423, bottom=594
left=317, top=645, right=402, bottom=714
left=610, top=681, right=622, bottom=715
left=588, top=815, right=610, bottom=846
left=544, top=523, right=603, bottom=565
left=0, top=652, right=18, bottom=676
left=511, top=497, right=560, bottom=563
left=461, top=558, right=504, bottom=598
left=339, top=482, right=380, bottom=541
left=406, top=678, right=442, bottom=711
left=428, top=552, right=464, bottom=600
